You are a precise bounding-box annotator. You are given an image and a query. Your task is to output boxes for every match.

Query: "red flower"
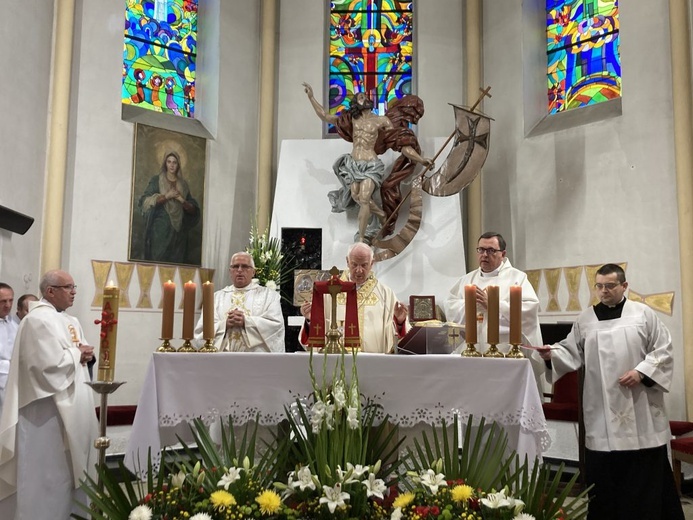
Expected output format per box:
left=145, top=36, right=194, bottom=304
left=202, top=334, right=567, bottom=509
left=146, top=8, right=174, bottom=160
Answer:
left=430, top=505, right=440, bottom=516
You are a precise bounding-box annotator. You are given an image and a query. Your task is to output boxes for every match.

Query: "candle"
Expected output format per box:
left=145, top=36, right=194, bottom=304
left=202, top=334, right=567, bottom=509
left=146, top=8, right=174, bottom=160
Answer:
left=182, top=280, right=196, bottom=339
left=97, top=281, right=120, bottom=382
left=487, top=285, right=500, bottom=345
left=161, top=280, right=175, bottom=339
left=509, top=285, right=522, bottom=345
left=202, top=281, right=215, bottom=340
left=464, top=285, right=477, bottom=344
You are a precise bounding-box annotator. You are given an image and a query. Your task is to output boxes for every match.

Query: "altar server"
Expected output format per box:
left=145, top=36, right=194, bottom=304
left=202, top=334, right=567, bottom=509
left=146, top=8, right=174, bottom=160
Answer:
left=0, top=270, right=98, bottom=519
left=299, top=242, right=409, bottom=353
left=194, top=251, right=285, bottom=352
left=537, top=263, right=684, bottom=520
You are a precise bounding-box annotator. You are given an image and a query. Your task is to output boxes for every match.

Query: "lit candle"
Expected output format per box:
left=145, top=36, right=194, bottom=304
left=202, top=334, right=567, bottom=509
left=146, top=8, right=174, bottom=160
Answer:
left=202, top=281, right=215, bottom=340
left=161, top=280, right=175, bottom=340
left=487, top=285, right=500, bottom=345
left=464, top=285, right=477, bottom=344
left=97, top=281, right=120, bottom=382
left=509, top=285, right=522, bottom=345
left=182, top=280, right=196, bottom=339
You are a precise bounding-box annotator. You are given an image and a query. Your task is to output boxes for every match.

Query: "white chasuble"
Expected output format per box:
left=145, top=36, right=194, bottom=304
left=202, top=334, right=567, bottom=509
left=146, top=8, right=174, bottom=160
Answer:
left=0, top=300, right=98, bottom=509
left=194, top=281, right=285, bottom=352
left=548, top=300, right=673, bottom=452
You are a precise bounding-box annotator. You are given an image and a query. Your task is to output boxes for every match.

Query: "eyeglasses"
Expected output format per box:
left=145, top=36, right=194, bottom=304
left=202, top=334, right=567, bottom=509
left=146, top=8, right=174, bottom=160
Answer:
left=230, top=264, right=253, bottom=271
left=476, top=247, right=503, bottom=255
left=51, top=284, right=77, bottom=291
left=594, top=282, right=621, bottom=291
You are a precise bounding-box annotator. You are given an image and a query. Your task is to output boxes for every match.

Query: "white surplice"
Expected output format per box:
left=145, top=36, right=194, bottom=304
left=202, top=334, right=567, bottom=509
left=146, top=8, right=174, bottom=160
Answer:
left=0, top=316, right=19, bottom=419
left=547, top=299, right=673, bottom=451
left=299, top=273, right=407, bottom=354
left=0, top=300, right=98, bottom=518
left=194, top=281, right=285, bottom=352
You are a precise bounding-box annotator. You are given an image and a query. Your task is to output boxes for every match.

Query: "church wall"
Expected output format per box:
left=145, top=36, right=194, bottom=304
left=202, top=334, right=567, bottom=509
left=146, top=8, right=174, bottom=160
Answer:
left=0, top=0, right=54, bottom=294
left=60, top=0, right=263, bottom=405
left=481, top=1, right=686, bottom=418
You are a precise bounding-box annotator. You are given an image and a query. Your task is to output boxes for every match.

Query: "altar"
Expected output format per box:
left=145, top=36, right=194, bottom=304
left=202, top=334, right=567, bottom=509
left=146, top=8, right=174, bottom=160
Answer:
left=124, top=352, right=550, bottom=473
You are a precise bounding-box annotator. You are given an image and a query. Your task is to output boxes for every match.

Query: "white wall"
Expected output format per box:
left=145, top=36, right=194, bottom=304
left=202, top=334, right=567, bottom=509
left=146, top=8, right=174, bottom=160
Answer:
left=481, top=1, right=685, bottom=418
left=0, top=0, right=54, bottom=294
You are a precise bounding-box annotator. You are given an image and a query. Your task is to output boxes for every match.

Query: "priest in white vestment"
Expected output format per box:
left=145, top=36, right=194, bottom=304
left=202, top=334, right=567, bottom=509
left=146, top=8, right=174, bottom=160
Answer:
left=0, top=270, right=98, bottom=520
left=0, top=283, right=19, bottom=420
left=298, top=242, right=409, bottom=353
left=445, top=232, right=544, bottom=386
left=194, top=251, right=285, bottom=352
left=537, top=264, right=684, bottom=520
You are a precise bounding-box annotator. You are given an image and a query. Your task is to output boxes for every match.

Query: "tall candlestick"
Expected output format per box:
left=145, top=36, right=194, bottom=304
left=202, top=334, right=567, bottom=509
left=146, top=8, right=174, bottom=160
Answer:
left=464, top=285, right=478, bottom=344
left=509, top=285, right=522, bottom=344
left=97, top=281, right=120, bottom=382
left=487, top=285, right=500, bottom=345
left=202, top=281, right=215, bottom=340
left=182, top=280, right=196, bottom=339
left=161, top=280, right=175, bottom=340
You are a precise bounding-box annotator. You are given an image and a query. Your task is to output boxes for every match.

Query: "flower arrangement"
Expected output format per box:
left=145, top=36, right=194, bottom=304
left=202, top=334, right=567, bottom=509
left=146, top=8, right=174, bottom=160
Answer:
left=246, top=224, right=291, bottom=291
left=76, top=351, right=589, bottom=520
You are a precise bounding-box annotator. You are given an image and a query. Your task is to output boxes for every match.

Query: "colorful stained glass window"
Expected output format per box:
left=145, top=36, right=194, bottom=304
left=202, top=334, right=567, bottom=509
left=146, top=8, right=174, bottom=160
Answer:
left=546, top=0, right=620, bottom=115
left=329, top=1, right=414, bottom=131
left=123, top=0, right=197, bottom=118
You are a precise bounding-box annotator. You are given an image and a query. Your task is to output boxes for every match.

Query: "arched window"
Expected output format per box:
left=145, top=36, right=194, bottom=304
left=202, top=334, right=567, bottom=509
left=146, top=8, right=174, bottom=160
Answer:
left=123, top=0, right=198, bottom=118
left=328, top=1, right=414, bottom=131
left=546, top=0, right=620, bottom=114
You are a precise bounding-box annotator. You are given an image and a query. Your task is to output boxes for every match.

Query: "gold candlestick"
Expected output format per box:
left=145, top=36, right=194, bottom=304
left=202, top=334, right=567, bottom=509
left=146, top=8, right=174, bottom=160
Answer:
left=461, top=342, right=482, bottom=357
left=483, top=343, right=505, bottom=358
left=178, top=339, right=197, bottom=352
left=506, top=343, right=525, bottom=358
left=199, top=338, right=218, bottom=352
left=157, top=338, right=175, bottom=352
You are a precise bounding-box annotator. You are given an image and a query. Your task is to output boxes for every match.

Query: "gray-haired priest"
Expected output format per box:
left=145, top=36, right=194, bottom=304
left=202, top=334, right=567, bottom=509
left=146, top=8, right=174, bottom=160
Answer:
left=194, top=251, right=285, bottom=352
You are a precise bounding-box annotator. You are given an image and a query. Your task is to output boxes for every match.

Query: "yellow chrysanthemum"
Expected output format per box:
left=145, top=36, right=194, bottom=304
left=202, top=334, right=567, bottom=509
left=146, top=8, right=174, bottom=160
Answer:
left=451, top=484, right=474, bottom=503
left=392, top=491, right=416, bottom=509
left=210, top=489, right=236, bottom=509
left=255, top=489, right=282, bottom=515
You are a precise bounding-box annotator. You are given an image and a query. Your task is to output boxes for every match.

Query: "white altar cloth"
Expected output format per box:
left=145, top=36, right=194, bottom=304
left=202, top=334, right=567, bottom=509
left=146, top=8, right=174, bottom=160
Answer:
left=124, top=353, right=550, bottom=472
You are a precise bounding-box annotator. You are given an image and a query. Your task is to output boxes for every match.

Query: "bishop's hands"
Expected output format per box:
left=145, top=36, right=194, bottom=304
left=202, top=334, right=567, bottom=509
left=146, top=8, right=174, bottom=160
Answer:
left=78, top=343, right=94, bottom=365
left=226, top=309, right=246, bottom=330
left=303, top=83, right=315, bottom=100
left=473, top=286, right=489, bottom=310
left=619, top=369, right=644, bottom=388
left=394, top=301, right=408, bottom=325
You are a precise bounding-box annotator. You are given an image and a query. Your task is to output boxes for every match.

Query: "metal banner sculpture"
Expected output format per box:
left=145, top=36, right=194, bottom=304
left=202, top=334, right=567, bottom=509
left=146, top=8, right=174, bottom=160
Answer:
left=372, top=87, right=493, bottom=261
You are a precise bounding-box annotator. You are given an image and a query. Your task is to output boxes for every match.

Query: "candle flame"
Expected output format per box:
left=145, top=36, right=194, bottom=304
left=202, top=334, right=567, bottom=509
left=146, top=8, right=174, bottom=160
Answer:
left=106, top=280, right=117, bottom=288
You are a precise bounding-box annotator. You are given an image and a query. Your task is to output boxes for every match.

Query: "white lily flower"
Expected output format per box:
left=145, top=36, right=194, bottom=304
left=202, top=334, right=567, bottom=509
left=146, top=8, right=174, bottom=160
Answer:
left=170, top=470, right=186, bottom=489
left=390, top=507, right=403, bottom=520
left=128, top=505, right=153, bottom=520
left=291, top=466, right=317, bottom=491
left=509, top=497, right=525, bottom=515
left=481, top=488, right=512, bottom=509
left=217, top=467, right=243, bottom=489
left=319, top=482, right=350, bottom=513
left=265, top=280, right=277, bottom=291
left=513, top=514, right=536, bottom=520
left=363, top=472, right=387, bottom=499
left=346, top=463, right=369, bottom=479
left=419, top=468, right=447, bottom=494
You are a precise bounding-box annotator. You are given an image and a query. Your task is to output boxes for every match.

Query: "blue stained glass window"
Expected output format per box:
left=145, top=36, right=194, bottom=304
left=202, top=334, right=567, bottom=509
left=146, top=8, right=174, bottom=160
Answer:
left=546, top=0, right=620, bottom=114
left=329, top=1, right=414, bottom=132
left=123, top=0, right=198, bottom=118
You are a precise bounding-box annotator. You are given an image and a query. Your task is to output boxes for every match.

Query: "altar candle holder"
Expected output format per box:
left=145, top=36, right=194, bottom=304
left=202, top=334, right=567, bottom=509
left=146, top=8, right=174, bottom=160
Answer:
left=178, top=338, right=197, bottom=352
left=483, top=343, right=505, bottom=358
left=157, top=338, right=176, bottom=352
left=461, top=342, right=482, bottom=357
left=199, top=338, right=218, bottom=353
left=506, top=343, right=525, bottom=359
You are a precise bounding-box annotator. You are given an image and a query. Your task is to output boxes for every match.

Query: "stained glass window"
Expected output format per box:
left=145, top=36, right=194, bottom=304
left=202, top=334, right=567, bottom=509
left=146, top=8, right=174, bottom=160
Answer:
left=329, top=1, right=414, bottom=131
left=546, top=0, right=620, bottom=115
left=123, top=0, right=198, bottom=118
